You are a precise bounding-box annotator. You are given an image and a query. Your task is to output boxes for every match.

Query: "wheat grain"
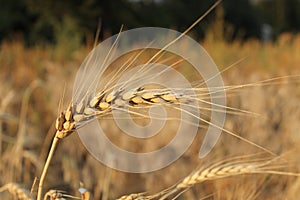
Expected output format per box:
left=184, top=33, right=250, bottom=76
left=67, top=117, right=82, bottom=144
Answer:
left=44, top=190, right=65, bottom=200
left=54, top=79, right=271, bottom=138
left=44, top=189, right=82, bottom=200
left=176, top=162, right=258, bottom=189
left=117, top=193, right=148, bottom=200
left=52, top=85, right=194, bottom=141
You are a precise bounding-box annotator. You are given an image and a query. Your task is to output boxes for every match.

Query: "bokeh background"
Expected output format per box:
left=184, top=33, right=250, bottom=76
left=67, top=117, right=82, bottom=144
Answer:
left=0, top=0, right=300, bottom=199
left=2, top=0, right=300, bottom=45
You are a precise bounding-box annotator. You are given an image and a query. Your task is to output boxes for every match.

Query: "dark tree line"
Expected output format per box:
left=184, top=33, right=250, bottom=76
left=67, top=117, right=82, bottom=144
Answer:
left=0, top=0, right=299, bottom=45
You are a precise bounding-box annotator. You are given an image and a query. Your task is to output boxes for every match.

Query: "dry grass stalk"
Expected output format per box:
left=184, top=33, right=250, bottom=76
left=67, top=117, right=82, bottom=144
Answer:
left=0, top=81, right=40, bottom=182
left=0, top=90, right=15, bottom=158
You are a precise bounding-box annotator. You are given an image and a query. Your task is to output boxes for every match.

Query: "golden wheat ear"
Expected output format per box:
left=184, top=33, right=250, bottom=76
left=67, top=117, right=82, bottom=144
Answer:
left=36, top=1, right=223, bottom=199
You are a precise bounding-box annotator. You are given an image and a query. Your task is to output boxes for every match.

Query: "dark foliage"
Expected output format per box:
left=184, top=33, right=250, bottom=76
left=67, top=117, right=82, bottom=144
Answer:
left=0, top=0, right=299, bottom=45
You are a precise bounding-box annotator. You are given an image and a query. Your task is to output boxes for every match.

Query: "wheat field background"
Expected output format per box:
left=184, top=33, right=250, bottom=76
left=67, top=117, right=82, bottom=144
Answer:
left=0, top=32, right=300, bottom=199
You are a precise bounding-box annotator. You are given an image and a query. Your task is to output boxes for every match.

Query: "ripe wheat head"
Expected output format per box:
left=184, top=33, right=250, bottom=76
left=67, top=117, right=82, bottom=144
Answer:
left=33, top=0, right=300, bottom=199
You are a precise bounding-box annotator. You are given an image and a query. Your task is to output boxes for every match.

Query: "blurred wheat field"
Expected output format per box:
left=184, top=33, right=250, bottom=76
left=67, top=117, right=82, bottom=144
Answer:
left=0, top=33, right=300, bottom=199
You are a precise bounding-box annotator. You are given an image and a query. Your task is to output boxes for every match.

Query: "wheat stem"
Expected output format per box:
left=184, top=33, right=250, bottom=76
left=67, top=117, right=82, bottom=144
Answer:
left=37, top=134, right=60, bottom=200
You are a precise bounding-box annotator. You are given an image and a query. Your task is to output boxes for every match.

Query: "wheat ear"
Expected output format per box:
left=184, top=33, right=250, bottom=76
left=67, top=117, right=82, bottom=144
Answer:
left=116, top=155, right=300, bottom=200
left=36, top=1, right=224, bottom=199
left=168, top=156, right=299, bottom=199
left=0, top=183, right=32, bottom=200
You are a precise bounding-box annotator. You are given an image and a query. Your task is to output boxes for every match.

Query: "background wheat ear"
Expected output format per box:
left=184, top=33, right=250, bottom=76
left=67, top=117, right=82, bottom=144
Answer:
left=0, top=183, right=32, bottom=200
left=116, top=155, right=300, bottom=200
